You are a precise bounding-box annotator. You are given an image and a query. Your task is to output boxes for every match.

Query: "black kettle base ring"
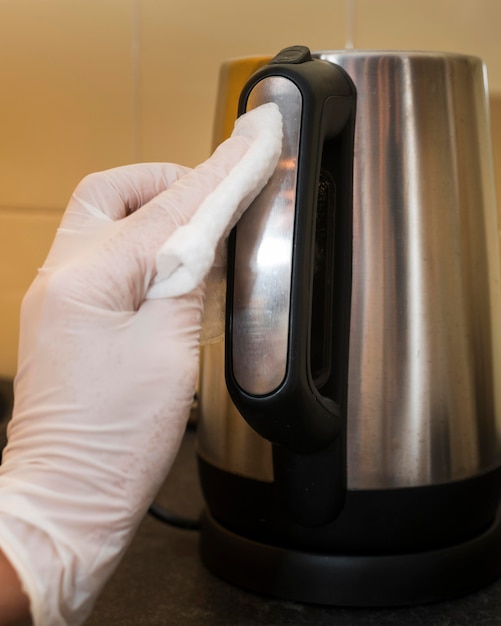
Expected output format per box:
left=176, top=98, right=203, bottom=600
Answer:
left=200, top=507, right=501, bottom=607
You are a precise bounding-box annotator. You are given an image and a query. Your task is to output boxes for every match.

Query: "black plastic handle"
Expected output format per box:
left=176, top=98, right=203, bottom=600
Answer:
left=225, top=46, right=356, bottom=525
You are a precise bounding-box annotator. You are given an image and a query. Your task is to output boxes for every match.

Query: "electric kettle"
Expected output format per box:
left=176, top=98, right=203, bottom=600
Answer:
left=197, top=45, right=501, bottom=606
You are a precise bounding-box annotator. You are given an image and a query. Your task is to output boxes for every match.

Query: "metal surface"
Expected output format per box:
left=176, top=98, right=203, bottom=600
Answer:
left=198, top=51, right=501, bottom=489
left=231, top=77, right=301, bottom=396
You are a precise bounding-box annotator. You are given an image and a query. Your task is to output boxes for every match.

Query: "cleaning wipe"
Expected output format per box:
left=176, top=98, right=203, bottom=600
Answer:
left=146, top=102, right=283, bottom=343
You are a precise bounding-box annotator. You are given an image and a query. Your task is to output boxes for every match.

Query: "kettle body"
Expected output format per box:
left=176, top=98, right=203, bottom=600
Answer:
left=197, top=47, right=501, bottom=606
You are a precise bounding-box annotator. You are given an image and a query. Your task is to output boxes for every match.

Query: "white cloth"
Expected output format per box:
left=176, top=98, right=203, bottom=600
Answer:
left=148, top=102, right=283, bottom=299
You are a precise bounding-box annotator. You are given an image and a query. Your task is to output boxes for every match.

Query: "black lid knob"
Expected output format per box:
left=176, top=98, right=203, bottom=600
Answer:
left=269, top=45, right=313, bottom=65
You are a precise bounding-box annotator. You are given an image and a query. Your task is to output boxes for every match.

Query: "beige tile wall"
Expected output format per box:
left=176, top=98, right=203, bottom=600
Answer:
left=1, top=0, right=501, bottom=377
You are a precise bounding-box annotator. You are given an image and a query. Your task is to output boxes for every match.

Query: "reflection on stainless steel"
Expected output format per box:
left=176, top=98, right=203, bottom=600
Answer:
left=197, top=339, right=274, bottom=481
left=198, top=51, right=501, bottom=489
left=317, top=51, right=501, bottom=488
left=231, top=77, right=302, bottom=396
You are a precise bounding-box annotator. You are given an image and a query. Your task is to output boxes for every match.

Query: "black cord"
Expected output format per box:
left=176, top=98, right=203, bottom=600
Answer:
left=148, top=501, right=201, bottom=531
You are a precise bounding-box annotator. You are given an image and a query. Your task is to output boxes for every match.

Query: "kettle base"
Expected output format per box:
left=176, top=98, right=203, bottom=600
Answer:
left=200, top=507, right=501, bottom=606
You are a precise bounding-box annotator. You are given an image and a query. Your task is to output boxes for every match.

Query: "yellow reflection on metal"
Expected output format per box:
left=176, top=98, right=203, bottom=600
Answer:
left=212, top=56, right=271, bottom=148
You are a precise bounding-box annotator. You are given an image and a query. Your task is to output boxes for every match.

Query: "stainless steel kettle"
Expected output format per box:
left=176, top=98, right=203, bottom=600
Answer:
left=197, top=45, right=501, bottom=606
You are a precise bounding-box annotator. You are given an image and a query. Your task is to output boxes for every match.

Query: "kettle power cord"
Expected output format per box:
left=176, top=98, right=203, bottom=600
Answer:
left=148, top=501, right=201, bottom=531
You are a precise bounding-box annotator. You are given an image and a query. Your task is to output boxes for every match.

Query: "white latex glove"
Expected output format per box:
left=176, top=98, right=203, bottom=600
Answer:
left=0, top=103, right=282, bottom=625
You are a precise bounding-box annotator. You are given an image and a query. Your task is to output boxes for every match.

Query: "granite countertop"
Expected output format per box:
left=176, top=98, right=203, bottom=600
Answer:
left=2, top=378, right=501, bottom=625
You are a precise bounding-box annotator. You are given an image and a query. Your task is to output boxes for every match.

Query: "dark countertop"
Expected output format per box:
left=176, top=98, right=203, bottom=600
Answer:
left=2, top=379, right=501, bottom=625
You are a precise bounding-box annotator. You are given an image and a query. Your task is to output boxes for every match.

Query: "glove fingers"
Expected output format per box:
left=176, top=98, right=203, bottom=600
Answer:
left=62, top=162, right=193, bottom=228
left=40, top=163, right=194, bottom=270
left=64, top=134, right=253, bottom=310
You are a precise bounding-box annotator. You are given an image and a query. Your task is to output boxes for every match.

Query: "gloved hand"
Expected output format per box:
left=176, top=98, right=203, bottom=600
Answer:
left=0, top=103, right=282, bottom=625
